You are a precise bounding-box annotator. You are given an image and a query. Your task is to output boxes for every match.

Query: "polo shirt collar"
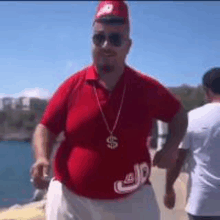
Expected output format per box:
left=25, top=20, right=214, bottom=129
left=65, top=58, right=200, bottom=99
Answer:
left=86, top=65, right=99, bottom=81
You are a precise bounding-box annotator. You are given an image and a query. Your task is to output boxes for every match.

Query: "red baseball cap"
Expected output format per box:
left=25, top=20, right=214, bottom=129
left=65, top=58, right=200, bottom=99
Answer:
left=94, top=0, right=130, bottom=25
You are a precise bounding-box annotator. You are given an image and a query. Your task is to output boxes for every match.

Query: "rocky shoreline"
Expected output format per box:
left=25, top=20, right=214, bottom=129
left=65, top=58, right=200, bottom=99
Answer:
left=0, top=130, right=65, bottom=143
left=0, top=200, right=46, bottom=220
left=0, top=131, right=33, bottom=142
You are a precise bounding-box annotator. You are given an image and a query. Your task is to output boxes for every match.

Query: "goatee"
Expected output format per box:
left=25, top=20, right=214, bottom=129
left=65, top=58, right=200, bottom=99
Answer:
left=98, top=65, right=114, bottom=74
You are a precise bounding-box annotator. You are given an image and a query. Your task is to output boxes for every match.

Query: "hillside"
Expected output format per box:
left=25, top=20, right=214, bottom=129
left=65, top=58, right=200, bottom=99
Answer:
left=0, top=84, right=206, bottom=142
left=0, top=108, right=45, bottom=142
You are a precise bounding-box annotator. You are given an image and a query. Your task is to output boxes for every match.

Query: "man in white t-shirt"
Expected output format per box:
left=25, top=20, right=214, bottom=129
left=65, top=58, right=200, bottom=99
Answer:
left=163, top=67, right=220, bottom=220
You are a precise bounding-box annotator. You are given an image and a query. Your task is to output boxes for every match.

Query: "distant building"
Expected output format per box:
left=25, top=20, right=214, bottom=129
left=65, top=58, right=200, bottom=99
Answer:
left=2, top=97, right=13, bottom=110
left=11, top=98, right=20, bottom=110
left=0, top=96, right=48, bottom=111
left=30, top=98, right=47, bottom=111
left=7, top=97, right=31, bottom=111
left=20, top=97, right=31, bottom=111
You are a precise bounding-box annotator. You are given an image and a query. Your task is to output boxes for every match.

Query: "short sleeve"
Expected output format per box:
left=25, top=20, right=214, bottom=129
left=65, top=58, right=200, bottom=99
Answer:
left=40, top=76, right=75, bottom=135
left=150, top=80, right=182, bottom=123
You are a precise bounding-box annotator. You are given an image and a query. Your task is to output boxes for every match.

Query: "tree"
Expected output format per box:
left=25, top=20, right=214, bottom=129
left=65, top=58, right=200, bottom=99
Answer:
left=0, top=111, right=7, bottom=124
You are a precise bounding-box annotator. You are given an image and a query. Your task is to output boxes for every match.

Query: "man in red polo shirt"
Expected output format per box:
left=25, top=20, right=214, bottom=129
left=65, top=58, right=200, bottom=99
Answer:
left=31, top=1, right=188, bottom=219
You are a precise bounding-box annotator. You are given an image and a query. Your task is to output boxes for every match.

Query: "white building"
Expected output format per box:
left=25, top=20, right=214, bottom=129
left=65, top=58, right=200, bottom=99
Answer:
left=11, top=98, right=18, bottom=110
left=20, top=97, right=31, bottom=111
left=2, top=97, right=13, bottom=110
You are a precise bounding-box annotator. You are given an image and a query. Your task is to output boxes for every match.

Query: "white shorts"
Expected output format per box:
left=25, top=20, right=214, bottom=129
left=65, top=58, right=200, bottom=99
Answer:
left=46, top=178, right=160, bottom=220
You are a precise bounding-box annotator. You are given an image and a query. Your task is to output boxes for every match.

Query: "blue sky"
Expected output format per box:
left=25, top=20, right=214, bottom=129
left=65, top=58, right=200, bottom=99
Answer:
left=0, top=1, right=220, bottom=99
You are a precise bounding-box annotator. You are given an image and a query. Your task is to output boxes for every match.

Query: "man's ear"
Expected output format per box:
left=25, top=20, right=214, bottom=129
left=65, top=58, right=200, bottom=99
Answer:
left=205, top=88, right=213, bottom=101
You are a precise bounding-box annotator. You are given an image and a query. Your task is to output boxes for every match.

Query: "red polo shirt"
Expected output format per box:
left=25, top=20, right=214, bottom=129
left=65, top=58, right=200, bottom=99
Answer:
left=40, top=64, right=181, bottom=200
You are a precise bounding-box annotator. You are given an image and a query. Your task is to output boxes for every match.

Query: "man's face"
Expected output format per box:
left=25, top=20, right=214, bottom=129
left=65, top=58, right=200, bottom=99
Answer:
left=92, top=21, right=131, bottom=75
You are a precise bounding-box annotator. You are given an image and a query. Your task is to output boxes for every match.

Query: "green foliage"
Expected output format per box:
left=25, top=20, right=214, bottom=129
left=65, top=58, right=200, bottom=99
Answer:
left=2, top=110, right=39, bottom=132
left=150, top=84, right=206, bottom=148
left=1, top=85, right=206, bottom=136
left=24, top=123, right=36, bottom=131
left=169, top=84, right=205, bottom=112
left=0, top=111, right=7, bottom=124
left=5, top=110, right=22, bottom=129
left=21, top=111, right=36, bottom=122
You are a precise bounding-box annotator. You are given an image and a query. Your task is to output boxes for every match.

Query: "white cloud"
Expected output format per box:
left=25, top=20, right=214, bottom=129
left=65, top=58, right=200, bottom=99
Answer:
left=0, top=88, right=51, bottom=99
left=15, top=88, right=51, bottom=99
left=0, top=93, right=13, bottom=98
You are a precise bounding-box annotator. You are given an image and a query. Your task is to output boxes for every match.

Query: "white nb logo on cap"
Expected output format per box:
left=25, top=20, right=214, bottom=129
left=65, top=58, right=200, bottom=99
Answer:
left=97, top=4, right=113, bottom=17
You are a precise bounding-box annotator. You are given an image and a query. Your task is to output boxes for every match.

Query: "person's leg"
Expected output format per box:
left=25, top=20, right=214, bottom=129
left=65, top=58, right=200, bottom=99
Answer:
left=46, top=178, right=93, bottom=220
left=188, top=213, right=220, bottom=220
left=89, top=184, right=160, bottom=220
left=46, top=178, right=66, bottom=220
left=46, top=180, right=160, bottom=220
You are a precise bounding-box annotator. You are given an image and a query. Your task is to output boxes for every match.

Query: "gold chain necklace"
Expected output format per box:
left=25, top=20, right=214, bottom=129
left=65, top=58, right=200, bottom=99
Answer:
left=93, top=83, right=126, bottom=150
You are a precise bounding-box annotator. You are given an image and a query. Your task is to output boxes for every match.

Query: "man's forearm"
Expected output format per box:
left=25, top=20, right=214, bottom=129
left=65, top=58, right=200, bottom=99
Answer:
left=32, top=124, right=56, bottom=161
left=163, top=108, right=188, bottom=151
left=166, top=163, right=182, bottom=192
left=165, top=149, right=188, bottom=192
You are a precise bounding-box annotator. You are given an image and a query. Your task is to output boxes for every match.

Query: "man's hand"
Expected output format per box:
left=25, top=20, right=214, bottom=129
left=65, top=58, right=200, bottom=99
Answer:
left=164, top=187, right=176, bottom=209
left=153, top=147, right=178, bottom=169
left=31, top=124, right=56, bottom=189
left=30, top=157, right=51, bottom=190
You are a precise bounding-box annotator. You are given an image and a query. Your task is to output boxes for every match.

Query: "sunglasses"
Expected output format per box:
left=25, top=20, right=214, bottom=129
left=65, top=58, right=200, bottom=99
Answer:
left=92, top=33, right=125, bottom=47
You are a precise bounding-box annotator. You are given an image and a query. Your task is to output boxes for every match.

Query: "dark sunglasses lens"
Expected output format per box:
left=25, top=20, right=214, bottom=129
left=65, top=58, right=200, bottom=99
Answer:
left=109, top=33, right=122, bottom=47
left=93, top=34, right=105, bottom=46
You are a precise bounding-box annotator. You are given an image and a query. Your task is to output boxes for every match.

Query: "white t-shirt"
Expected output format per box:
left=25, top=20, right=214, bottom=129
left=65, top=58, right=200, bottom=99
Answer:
left=179, top=102, right=220, bottom=216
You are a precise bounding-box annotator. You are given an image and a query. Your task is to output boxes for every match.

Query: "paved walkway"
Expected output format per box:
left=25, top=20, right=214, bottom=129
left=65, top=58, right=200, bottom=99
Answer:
left=150, top=149, right=189, bottom=220
left=150, top=167, right=188, bottom=220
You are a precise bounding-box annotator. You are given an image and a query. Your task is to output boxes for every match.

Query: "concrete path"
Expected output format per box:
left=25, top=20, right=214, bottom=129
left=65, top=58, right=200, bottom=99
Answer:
left=150, top=150, right=189, bottom=220
left=150, top=167, right=188, bottom=220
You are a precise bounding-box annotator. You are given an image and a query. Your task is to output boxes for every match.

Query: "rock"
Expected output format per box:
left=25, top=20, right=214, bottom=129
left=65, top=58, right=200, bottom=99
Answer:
left=31, top=189, right=47, bottom=202
left=9, top=204, right=22, bottom=210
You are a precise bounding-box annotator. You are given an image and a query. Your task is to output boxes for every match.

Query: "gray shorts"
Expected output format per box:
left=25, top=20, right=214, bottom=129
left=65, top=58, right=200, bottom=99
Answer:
left=46, top=178, right=160, bottom=220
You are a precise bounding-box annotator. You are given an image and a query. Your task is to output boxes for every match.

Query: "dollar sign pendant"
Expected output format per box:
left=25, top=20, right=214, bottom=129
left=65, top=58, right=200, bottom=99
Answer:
left=106, top=135, right=118, bottom=149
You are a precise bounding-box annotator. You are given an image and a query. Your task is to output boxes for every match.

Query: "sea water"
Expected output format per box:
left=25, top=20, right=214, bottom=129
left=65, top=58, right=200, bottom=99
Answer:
left=0, top=141, right=35, bottom=208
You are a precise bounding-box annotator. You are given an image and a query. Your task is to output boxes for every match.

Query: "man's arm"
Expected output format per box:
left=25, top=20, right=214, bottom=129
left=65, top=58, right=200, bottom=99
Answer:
left=30, top=124, right=57, bottom=189
left=164, top=107, right=188, bottom=152
left=32, top=123, right=57, bottom=161
left=165, top=149, right=189, bottom=192
left=164, top=149, right=189, bottom=209
left=153, top=107, right=188, bottom=168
